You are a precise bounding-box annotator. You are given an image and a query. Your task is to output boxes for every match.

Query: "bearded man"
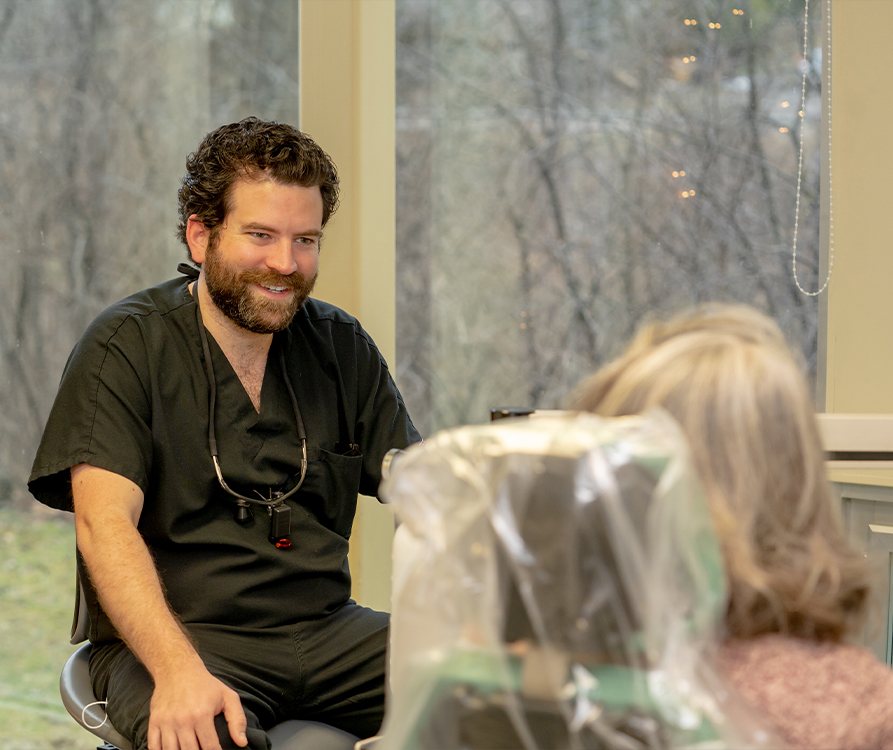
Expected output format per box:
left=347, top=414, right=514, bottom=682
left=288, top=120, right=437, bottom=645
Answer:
left=29, top=118, right=420, bottom=750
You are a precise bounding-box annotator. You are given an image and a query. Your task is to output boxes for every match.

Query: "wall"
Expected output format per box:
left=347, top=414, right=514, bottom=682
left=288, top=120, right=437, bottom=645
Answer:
left=826, top=1, right=893, bottom=414
left=825, top=0, right=893, bottom=486
left=300, top=0, right=398, bottom=611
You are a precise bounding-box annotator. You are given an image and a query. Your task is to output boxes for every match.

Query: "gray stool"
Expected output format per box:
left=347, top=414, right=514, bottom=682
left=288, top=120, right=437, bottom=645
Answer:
left=60, top=642, right=361, bottom=750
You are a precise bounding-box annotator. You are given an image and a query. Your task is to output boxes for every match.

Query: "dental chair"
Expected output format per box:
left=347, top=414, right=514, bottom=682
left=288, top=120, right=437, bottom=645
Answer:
left=60, top=576, right=361, bottom=750
left=378, top=410, right=777, bottom=749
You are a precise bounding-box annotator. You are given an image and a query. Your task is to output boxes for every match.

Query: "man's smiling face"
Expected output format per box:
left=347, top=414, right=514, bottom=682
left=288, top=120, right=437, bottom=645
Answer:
left=198, top=176, right=323, bottom=334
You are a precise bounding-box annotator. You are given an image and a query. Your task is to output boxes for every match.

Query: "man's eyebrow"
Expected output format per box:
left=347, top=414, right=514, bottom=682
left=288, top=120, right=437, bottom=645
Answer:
left=242, top=222, right=321, bottom=236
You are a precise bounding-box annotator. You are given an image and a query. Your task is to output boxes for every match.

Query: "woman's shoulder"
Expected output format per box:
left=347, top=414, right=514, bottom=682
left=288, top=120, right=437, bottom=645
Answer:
left=722, top=632, right=883, bottom=666
left=719, top=635, right=893, bottom=749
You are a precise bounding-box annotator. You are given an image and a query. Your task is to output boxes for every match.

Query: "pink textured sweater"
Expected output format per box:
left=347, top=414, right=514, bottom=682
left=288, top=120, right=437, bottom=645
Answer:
left=718, top=635, right=893, bottom=749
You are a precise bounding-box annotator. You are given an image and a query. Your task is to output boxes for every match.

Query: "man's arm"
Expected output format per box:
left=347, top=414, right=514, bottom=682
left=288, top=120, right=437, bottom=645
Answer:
left=72, top=464, right=248, bottom=750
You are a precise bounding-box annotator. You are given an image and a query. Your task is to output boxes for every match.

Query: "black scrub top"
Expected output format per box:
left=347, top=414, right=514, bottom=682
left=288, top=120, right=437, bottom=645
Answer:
left=28, top=274, right=419, bottom=641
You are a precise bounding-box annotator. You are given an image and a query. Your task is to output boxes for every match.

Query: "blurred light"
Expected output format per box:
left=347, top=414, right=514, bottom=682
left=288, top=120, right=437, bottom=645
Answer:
left=520, top=323, right=527, bottom=330
left=798, top=110, right=804, bottom=117
left=781, top=101, right=790, bottom=108
left=682, top=191, right=690, bottom=198
left=779, top=127, right=789, bottom=133
left=672, top=171, right=679, bottom=177
left=680, top=170, right=686, bottom=177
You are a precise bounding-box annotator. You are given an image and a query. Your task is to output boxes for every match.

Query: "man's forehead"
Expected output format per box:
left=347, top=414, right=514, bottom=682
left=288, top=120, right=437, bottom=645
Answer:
left=225, top=177, right=323, bottom=221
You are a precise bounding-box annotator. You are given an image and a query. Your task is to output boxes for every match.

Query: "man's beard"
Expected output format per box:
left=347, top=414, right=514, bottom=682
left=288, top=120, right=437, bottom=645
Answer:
left=203, top=250, right=317, bottom=334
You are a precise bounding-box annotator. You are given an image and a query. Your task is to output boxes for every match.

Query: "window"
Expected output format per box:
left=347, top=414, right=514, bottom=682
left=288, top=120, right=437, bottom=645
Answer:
left=0, top=2, right=300, bottom=745
left=396, top=0, right=826, bottom=435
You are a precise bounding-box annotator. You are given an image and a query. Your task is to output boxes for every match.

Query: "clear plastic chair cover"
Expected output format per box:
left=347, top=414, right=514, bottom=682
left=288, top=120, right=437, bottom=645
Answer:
left=379, top=410, right=780, bottom=749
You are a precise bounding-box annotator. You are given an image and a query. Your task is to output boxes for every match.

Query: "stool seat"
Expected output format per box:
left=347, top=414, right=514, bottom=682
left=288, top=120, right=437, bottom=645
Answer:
left=61, top=642, right=360, bottom=750
left=61, top=643, right=133, bottom=750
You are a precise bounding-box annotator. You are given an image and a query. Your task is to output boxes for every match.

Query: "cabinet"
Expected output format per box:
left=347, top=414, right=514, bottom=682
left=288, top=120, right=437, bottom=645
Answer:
left=836, top=481, right=893, bottom=664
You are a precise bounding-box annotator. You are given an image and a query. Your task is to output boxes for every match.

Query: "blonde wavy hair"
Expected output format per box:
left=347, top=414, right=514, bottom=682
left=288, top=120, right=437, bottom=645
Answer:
left=570, top=304, right=871, bottom=642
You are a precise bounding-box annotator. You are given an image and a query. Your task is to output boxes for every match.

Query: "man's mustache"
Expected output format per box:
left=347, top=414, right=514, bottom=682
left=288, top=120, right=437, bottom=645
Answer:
left=240, top=269, right=315, bottom=294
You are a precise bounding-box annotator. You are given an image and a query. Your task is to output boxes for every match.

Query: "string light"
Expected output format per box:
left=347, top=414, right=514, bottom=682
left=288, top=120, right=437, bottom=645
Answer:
left=708, top=22, right=722, bottom=29
left=684, top=18, right=698, bottom=26
left=779, top=127, right=789, bottom=133
left=733, top=8, right=744, bottom=15
left=793, top=0, right=833, bottom=296
left=781, top=101, right=790, bottom=108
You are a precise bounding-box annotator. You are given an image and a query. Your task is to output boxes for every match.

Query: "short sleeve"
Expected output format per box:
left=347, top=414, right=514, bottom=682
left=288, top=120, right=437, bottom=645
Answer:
left=352, top=325, right=421, bottom=497
left=28, top=313, right=154, bottom=511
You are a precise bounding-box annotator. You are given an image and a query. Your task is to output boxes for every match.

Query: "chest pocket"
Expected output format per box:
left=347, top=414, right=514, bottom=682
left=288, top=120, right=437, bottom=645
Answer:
left=298, top=449, right=364, bottom=538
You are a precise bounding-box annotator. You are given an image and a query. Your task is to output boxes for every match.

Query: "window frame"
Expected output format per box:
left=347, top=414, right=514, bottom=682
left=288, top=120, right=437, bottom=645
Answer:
left=314, top=0, right=893, bottom=604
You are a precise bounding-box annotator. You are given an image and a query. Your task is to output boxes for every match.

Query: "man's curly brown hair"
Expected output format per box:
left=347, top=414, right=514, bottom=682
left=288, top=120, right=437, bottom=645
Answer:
left=177, top=117, right=340, bottom=260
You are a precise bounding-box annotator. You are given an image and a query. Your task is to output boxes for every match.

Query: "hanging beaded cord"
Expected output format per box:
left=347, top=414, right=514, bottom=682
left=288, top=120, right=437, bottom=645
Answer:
left=792, top=0, right=833, bottom=296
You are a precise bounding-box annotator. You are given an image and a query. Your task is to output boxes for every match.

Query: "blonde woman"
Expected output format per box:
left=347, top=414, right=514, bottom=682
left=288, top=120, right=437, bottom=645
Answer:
left=570, top=304, right=893, bottom=750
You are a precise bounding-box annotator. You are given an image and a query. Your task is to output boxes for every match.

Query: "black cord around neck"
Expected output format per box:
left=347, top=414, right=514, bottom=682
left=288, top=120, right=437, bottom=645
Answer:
left=192, top=282, right=307, bottom=508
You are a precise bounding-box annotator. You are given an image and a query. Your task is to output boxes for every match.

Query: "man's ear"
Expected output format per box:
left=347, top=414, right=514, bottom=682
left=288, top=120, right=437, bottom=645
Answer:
left=185, top=215, right=210, bottom=264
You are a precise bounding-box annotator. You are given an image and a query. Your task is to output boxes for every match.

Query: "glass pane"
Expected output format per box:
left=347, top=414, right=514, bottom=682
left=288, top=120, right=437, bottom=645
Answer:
left=396, top=0, right=824, bottom=436
left=0, top=2, right=299, bottom=745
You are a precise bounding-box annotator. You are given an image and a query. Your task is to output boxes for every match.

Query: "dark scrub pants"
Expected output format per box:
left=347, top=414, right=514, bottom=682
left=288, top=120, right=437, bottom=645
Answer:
left=89, top=603, right=389, bottom=750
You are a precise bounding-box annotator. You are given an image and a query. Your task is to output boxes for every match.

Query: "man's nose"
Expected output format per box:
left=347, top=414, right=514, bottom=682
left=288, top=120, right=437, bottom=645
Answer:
left=265, top=240, right=298, bottom=275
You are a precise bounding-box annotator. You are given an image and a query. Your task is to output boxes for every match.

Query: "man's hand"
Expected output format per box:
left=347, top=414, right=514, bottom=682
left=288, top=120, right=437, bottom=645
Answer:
left=148, top=661, right=248, bottom=750
left=71, top=464, right=249, bottom=749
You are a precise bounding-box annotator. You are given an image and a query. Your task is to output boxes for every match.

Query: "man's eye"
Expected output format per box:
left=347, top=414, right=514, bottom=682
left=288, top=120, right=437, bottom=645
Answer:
left=251, top=232, right=270, bottom=240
